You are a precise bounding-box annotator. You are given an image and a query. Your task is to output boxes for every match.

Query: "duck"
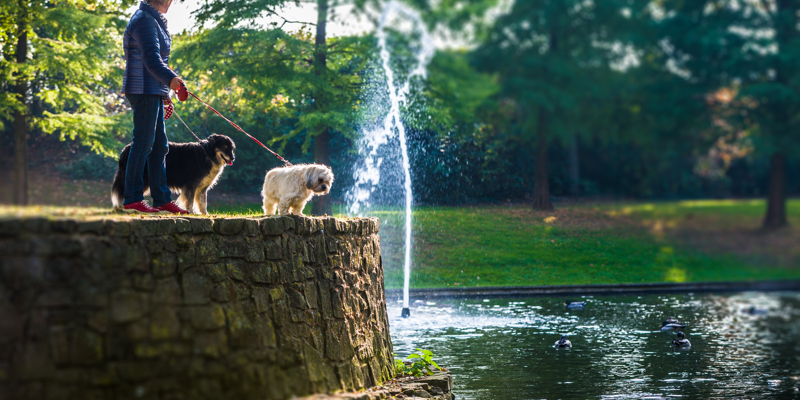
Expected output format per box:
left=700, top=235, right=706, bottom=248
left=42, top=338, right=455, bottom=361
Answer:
left=554, top=335, right=572, bottom=348
left=742, top=306, right=767, bottom=316
left=659, top=317, right=687, bottom=331
left=672, top=331, right=691, bottom=348
left=564, top=301, right=586, bottom=309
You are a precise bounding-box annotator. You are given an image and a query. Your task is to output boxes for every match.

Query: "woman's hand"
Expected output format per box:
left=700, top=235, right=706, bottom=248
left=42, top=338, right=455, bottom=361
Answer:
left=169, top=77, right=185, bottom=91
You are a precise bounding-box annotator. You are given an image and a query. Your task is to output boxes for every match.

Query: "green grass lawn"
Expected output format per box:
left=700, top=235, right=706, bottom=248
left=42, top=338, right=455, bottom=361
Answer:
left=206, top=199, right=800, bottom=289
left=376, top=202, right=799, bottom=289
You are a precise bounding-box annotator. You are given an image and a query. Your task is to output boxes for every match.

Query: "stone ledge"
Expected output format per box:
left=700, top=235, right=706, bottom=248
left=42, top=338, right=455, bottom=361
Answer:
left=299, top=372, right=455, bottom=400
left=0, top=215, right=379, bottom=238
left=0, top=213, right=389, bottom=400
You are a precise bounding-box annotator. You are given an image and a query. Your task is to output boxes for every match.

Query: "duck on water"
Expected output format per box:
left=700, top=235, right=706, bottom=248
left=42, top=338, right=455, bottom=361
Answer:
left=673, top=331, right=691, bottom=348
left=554, top=335, right=572, bottom=348
left=564, top=301, right=586, bottom=309
left=660, top=317, right=687, bottom=331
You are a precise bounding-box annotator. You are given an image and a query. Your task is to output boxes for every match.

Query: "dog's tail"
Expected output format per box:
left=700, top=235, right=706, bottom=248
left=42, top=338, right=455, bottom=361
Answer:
left=110, top=145, right=131, bottom=208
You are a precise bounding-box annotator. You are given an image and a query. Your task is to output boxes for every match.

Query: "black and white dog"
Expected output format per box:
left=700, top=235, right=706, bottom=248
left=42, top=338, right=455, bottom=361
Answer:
left=111, top=134, right=236, bottom=214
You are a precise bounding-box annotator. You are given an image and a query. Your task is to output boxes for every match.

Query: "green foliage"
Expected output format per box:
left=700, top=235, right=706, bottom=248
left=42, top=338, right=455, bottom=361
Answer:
left=0, top=0, right=133, bottom=155
left=394, top=348, right=441, bottom=377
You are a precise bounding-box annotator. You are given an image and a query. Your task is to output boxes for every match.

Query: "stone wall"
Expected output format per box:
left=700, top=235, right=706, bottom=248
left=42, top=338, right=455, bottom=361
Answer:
left=0, top=215, right=393, bottom=400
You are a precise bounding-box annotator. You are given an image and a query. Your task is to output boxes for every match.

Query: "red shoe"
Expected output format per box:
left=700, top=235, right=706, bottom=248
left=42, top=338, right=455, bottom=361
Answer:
left=155, top=202, right=190, bottom=215
left=123, top=200, right=160, bottom=214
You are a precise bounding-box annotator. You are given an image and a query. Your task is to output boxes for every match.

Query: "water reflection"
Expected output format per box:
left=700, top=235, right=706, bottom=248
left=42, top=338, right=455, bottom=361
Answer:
left=388, top=292, right=800, bottom=399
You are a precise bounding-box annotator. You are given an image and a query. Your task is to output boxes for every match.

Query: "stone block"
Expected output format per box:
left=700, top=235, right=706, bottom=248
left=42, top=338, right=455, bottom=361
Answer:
left=196, top=239, right=218, bottom=263
left=259, top=217, right=285, bottom=236
left=134, top=342, right=191, bottom=359
left=325, top=320, right=354, bottom=361
left=153, top=278, right=181, bottom=305
left=23, top=217, right=51, bottom=234
left=252, top=288, right=269, bottom=313
left=280, top=216, right=295, bottom=232
left=189, top=304, right=226, bottom=330
left=50, top=238, right=83, bottom=257
left=326, top=237, right=339, bottom=254
left=224, top=307, right=257, bottom=349
left=16, top=343, right=55, bottom=380
left=288, top=288, right=307, bottom=310
left=181, top=269, right=209, bottom=305
left=236, top=284, right=250, bottom=301
left=317, top=282, right=333, bottom=319
left=104, top=220, right=131, bottom=237
left=146, top=238, right=165, bottom=254
left=176, top=250, right=196, bottom=272
left=216, top=238, right=246, bottom=258
left=193, top=330, right=228, bottom=358
left=303, top=342, right=325, bottom=383
left=304, top=281, right=319, bottom=309
left=416, top=372, right=453, bottom=393
left=0, top=218, right=23, bottom=237
left=211, top=282, right=235, bottom=303
left=0, top=239, right=33, bottom=255
left=157, top=219, right=177, bottom=236
left=214, top=218, right=244, bottom=235
left=130, top=220, right=159, bottom=237
left=265, top=239, right=284, bottom=260
left=248, top=262, right=278, bottom=284
left=244, top=240, right=266, bottom=262
left=331, top=288, right=348, bottom=319
left=75, top=280, right=105, bottom=308
left=111, top=290, right=148, bottom=323
left=311, top=218, right=324, bottom=234
left=243, top=219, right=260, bottom=236
left=131, top=273, right=155, bottom=291
left=174, top=218, right=192, bottom=233
left=36, top=288, right=71, bottom=308
left=151, top=252, right=177, bottom=278
left=51, top=219, right=78, bottom=233
left=190, top=218, right=214, bottom=233
left=124, top=245, right=149, bottom=272
left=205, top=263, right=228, bottom=283
left=271, top=299, right=290, bottom=327
left=149, top=308, right=181, bottom=340
left=279, top=260, right=306, bottom=283
left=226, top=260, right=245, bottom=281
left=291, top=216, right=309, bottom=235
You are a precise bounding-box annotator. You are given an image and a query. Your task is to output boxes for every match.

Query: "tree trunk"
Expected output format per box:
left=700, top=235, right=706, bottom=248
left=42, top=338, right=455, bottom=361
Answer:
left=763, top=152, right=787, bottom=230
left=13, top=8, right=28, bottom=206
left=568, top=133, right=580, bottom=196
left=311, top=0, right=332, bottom=216
left=532, top=108, right=553, bottom=210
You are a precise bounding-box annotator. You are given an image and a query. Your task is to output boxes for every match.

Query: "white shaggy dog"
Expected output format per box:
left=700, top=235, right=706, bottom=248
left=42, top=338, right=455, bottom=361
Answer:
left=261, top=164, right=334, bottom=216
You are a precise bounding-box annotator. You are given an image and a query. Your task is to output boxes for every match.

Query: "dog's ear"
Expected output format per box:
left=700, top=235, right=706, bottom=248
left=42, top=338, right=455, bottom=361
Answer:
left=306, top=168, right=316, bottom=190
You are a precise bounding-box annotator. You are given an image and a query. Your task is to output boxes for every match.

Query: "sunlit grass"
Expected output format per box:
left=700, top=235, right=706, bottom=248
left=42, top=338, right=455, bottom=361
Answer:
left=601, top=198, right=800, bottom=219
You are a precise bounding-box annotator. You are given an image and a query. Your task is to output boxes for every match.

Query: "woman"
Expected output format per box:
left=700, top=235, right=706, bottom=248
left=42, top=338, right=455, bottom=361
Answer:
left=121, top=0, right=188, bottom=214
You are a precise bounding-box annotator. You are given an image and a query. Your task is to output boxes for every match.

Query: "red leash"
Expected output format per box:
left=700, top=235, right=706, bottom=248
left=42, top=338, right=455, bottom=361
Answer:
left=177, top=85, right=292, bottom=166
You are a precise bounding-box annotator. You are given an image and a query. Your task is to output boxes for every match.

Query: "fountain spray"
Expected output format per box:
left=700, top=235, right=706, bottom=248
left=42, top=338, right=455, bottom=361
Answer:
left=348, top=0, right=434, bottom=318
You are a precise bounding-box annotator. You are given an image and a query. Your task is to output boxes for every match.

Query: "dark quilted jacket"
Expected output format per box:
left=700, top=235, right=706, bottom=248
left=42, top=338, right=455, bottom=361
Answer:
left=122, top=3, right=177, bottom=96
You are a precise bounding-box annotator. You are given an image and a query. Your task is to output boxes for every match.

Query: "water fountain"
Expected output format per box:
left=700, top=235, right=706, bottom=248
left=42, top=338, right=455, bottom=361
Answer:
left=347, top=0, right=434, bottom=318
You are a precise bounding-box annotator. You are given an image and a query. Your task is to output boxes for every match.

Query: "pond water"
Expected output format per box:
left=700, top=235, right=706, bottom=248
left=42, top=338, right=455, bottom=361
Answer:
left=388, top=292, right=800, bottom=399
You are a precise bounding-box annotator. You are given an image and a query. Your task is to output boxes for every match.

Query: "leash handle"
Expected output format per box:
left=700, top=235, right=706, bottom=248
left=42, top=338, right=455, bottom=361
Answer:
left=181, top=86, right=292, bottom=166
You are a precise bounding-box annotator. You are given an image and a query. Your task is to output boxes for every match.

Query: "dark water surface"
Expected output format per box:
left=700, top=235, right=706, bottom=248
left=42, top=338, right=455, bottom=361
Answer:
left=388, top=292, right=800, bottom=400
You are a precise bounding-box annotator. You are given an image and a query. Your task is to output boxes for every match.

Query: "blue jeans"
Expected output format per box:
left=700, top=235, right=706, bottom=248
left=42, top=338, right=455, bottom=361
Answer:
left=124, top=94, right=171, bottom=207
